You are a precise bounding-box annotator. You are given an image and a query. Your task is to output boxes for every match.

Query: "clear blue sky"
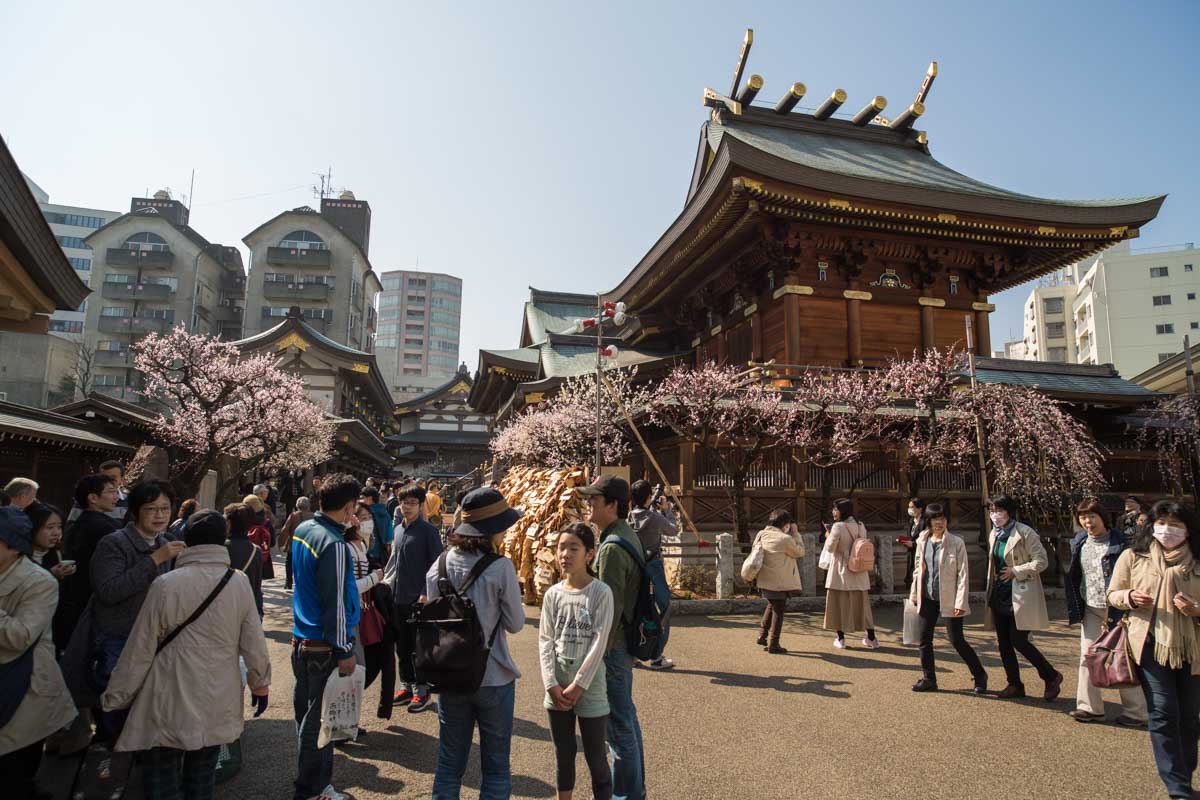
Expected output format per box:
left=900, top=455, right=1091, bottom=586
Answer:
left=3, top=1, right=1197, bottom=369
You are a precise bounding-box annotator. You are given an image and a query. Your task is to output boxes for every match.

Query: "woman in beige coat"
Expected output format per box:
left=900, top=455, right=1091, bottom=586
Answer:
left=1107, top=500, right=1200, bottom=800
left=753, top=509, right=805, bottom=654
left=983, top=494, right=1063, bottom=701
left=0, top=507, right=77, bottom=799
left=908, top=504, right=988, bottom=694
left=102, top=511, right=270, bottom=800
left=823, top=498, right=878, bottom=650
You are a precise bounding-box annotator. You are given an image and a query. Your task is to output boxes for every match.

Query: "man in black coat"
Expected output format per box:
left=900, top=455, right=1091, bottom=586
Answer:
left=58, top=474, right=123, bottom=643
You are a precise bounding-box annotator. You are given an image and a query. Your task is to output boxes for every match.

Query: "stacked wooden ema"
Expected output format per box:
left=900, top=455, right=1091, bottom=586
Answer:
left=497, top=465, right=589, bottom=604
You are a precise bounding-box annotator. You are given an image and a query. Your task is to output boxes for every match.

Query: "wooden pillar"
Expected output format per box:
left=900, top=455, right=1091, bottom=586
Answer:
left=784, top=291, right=802, bottom=365
left=919, top=304, right=935, bottom=352
left=716, top=326, right=728, bottom=364
left=973, top=302, right=993, bottom=356
left=845, top=289, right=867, bottom=367
left=750, top=307, right=764, bottom=360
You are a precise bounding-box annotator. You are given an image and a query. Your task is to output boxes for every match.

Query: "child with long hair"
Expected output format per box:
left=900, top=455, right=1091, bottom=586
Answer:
left=538, top=523, right=615, bottom=800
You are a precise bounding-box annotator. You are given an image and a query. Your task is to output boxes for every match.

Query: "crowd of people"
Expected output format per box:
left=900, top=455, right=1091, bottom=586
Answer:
left=2, top=459, right=1199, bottom=800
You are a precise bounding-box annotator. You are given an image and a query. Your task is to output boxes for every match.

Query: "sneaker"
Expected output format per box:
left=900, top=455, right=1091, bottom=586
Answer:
left=861, top=637, right=881, bottom=650
left=1115, top=715, right=1147, bottom=728
left=315, top=785, right=347, bottom=800
left=766, top=644, right=788, bottom=655
left=647, top=657, right=675, bottom=670
left=1069, top=709, right=1106, bottom=723
left=972, top=680, right=989, bottom=696
left=1043, top=671, right=1064, bottom=702
left=911, top=678, right=938, bottom=692
left=833, top=637, right=847, bottom=650
left=408, top=694, right=435, bottom=713
left=997, top=684, right=1026, bottom=699
left=393, top=688, right=413, bottom=706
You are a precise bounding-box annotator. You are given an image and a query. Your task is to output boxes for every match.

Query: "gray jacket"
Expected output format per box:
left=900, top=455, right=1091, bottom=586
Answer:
left=628, top=507, right=677, bottom=561
left=90, top=524, right=171, bottom=638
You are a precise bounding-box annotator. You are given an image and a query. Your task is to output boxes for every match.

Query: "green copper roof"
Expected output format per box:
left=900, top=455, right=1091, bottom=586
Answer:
left=709, top=119, right=1158, bottom=209
left=967, top=358, right=1160, bottom=399
left=524, top=289, right=596, bottom=346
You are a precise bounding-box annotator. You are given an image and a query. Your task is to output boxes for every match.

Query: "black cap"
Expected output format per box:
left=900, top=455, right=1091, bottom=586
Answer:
left=184, top=510, right=228, bottom=544
left=576, top=474, right=630, bottom=506
left=455, top=487, right=523, bottom=538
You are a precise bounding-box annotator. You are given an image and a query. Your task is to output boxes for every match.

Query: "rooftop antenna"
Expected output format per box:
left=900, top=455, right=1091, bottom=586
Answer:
left=312, top=166, right=334, bottom=201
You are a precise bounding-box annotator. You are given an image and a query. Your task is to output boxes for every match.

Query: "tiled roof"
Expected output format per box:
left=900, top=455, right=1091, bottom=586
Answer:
left=539, top=341, right=688, bottom=379
left=524, top=289, right=596, bottom=345
left=0, top=401, right=133, bottom=452
left=385, top=429, right=491, bottom=446
left=966, top=357, right=1160, bottom=399
left=709, top=118, right=1158, bottom=210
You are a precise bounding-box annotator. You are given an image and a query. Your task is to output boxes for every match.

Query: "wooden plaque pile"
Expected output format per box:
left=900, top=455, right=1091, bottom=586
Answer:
left=497, top=465, right=589, bottom=604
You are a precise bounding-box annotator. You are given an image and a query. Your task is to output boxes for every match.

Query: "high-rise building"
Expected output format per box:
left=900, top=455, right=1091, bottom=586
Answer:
left=22, top=175, right=122, bottom=339
left=1070, top=241, right=1200, bottom=377
left=1019, top=275, right=1078, bottom=364
left=81, top=189, right=245, bottom=403
left=375, top=269, right=462, bottom=400
left=242, top=191, right=380, bottom=350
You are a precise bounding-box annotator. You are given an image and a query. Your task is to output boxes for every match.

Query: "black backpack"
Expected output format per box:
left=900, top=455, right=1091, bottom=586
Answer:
left=602, top=534, right=662, bottom=661
left=413, top=552, right=502, bottom=694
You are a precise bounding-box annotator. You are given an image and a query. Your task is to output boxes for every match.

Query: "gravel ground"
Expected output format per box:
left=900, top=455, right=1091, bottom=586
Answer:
left=40, top=556, right=1171, bottom=799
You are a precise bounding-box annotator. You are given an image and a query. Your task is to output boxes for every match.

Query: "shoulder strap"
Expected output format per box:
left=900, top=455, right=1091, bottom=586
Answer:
left=602, top=535, right=646, bottom=574
left=156, top=569, right=235, bottom=655
left=459, top=553, right=502, bottom=594
left=242, top=547, right=258, bottom=573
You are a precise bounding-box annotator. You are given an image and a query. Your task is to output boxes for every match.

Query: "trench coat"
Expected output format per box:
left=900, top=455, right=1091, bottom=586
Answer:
left=909, top=531, right=972, bottom=617
left=0, top=556, right=76, bottom=755
left=983, top=521, right=1050, bottom=632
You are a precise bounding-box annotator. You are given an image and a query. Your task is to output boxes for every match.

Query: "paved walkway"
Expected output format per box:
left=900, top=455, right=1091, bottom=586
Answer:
left=38, top=557, right=1168, bottom=799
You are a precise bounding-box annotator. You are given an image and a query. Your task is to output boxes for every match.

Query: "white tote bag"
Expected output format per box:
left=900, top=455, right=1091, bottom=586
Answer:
left=740, top=541, right=765, bottom=582
left=318, top=664, right=366, bottom=747
left=902, top=599, right=921, bottom=646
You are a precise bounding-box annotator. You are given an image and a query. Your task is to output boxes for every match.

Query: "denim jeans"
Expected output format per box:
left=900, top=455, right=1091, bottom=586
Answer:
left=645, top=558, right=671, bottom=660
left=1138, top=639, right=1200, bottom=799
left=605, top=648, right=645, bottom=800
left=291, top=647, right=336, bottom=800
left=433, top=681, right=516, bottom=800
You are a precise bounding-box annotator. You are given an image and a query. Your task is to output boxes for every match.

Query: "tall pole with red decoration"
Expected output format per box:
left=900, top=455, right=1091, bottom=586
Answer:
left=574, top=298, right=628, bottom=477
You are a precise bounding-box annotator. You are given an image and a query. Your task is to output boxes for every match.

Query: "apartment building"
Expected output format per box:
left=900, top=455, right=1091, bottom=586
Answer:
left=1070, top=241, right=1200, bottom=377
left=1020, top=275, right=1078, bottom=363
left=242, top=191, right=380, bottom=350
left=82, top=190, right=245, bottom=402
left=22, top=175, right=122, bottom=338
left=375, top=269, right=462, bottom=400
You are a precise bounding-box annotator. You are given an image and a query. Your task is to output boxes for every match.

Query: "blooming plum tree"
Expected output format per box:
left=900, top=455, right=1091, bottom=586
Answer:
left=134, top=328, right=335, bottom=500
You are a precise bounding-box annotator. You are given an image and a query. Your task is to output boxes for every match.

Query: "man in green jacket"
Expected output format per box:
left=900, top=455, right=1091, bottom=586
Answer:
left=581, top=474, right=645, bottom=800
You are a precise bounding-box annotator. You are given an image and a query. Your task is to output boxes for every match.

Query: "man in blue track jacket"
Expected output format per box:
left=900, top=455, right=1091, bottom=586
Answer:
left=291, top=473, right=361, bottom=800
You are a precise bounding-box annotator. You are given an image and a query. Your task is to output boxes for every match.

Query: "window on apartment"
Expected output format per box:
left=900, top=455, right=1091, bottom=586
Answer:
left=278, top=230, right=327, bottom=250
left=407, top=278, right=427, bottom=288
left=56, top=235, right=90, bottom=250
left=382, top=276, right=403, bottom=291
left=377, top=322, right=400, bottom=335
left=262, top=306, right=290, bottom=317
left=44, top=211, right=107, bottom=228
left=1045, top=322, right=1065, bottom=339
left=1047, top=347, right=1068, bottom=363
left=1186, top=264, right=1194, bottom=273
left=1190, top=293, right=1198, bottom=301
left=1160, top=353, right=1176, bottom=363
left=68, top=257, right=91, bottom=271
left=1156, top=323, right=1176, bottom=335
left=376, top=335, right=398, bottom=348
left=406, top=309, right=425, bottom=319
left=1192, top=322, right=1199, bottom=330
left=264, top=272, right=294, bottom=283
left=405, top=323, right=424, bottom=333
left=379, top=308, right=401, bottom=320
left=303, top=308, right=333, bottom=321
left=145, top=276, right=178, bottom=291
left=432, top=279, right=460, bottom=295
left=104, top=273, right=135, bottom=285
left=1153, top=295, right=1173, bottom=306
left=141, top=308, right=174, bottom=321
left=403, top=354, right=423, bottom=363
left=431, top=310, right=457, bottom=325
left=1151, top=266, right=1170, bottom=278
left=403, top=368, right=422, bottom=375
left=97, top=341, right=126, bottom=352
left=405, top=337, right=424, bottom=348
left=101, top=306, right=131, bottom=317
left=94, top=374, right=123, bottom=387
left=123, top=232, right=169, bottom=252
left=1043, top=298, right=1064, bottom=314
left=48, top=320, right=84, bottom=333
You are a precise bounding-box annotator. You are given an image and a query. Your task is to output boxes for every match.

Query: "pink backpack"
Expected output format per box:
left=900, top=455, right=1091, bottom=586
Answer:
left=847, top=523, right=875, bottom=573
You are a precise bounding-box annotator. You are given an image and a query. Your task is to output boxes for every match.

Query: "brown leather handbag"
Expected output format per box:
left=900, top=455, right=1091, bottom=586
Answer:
left=1084, top=619, right=1140, bottom=688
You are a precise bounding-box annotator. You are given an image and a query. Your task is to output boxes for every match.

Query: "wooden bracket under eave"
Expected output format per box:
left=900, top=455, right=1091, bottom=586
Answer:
left=972, top=302, right=996, bottom=312
left=918, top=297, right=946, bottom=307
left=772, top=285, right=814, bottom=299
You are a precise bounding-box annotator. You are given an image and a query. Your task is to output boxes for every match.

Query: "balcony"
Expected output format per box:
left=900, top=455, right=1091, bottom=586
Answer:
left=106, top=248, right=174, bottom=269
left=100, top=281, right=174, bottom=301
left=97, top=315, right=174, bottom=334
left=215, top=301, right=244, bottom=322
left=95, top=349, right=133, bottom=366
left=263, top=280, right=333, bottom=301
left=220, top=271, right=246, bottom=292
left=266, top=246, right=331, bottom=268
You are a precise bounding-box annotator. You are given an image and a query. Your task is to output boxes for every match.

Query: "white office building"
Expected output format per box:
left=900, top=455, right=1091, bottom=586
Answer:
left=1070, top=241, right=1200, bottom=377
left=375, top=269, right=463, bottom=401
left=23, top=176, right=122, bottom=338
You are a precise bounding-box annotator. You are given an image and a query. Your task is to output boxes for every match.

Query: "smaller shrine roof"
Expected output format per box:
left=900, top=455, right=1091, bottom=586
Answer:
left=522, top=288, right=597, bottom=346
left=0, top=400, right=133, bottom=452
left=965, top=357, right=1161, bottom=404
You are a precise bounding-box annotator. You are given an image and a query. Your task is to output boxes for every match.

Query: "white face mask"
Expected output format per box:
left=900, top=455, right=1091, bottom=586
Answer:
left=990, top=511, right=1009, bottom=528
left=359, top=518, right=375, bottom=536
left=1153, top=523, right=1188, bottom=549
left=908, top=508, right=919, bottom=519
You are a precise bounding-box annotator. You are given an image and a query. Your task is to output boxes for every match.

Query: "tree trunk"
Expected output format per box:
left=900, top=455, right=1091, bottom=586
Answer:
left=732, top=477, right=750, bottom=543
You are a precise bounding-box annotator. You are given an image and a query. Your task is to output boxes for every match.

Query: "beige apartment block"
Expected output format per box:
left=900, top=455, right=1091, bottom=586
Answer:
left=1070, top=241, right=1200, bottom=377
left=1020, top=276, right=1078, bottom=363
left=243, top=192, right=380, bottom=351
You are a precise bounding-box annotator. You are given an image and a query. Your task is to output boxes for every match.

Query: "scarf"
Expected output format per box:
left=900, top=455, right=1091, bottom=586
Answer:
left=1150, top=541, right=1200, bottom=670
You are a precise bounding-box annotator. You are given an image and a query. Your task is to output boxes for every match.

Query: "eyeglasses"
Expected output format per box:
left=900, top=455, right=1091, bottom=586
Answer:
left=144, top=506, right=172, bottom=516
